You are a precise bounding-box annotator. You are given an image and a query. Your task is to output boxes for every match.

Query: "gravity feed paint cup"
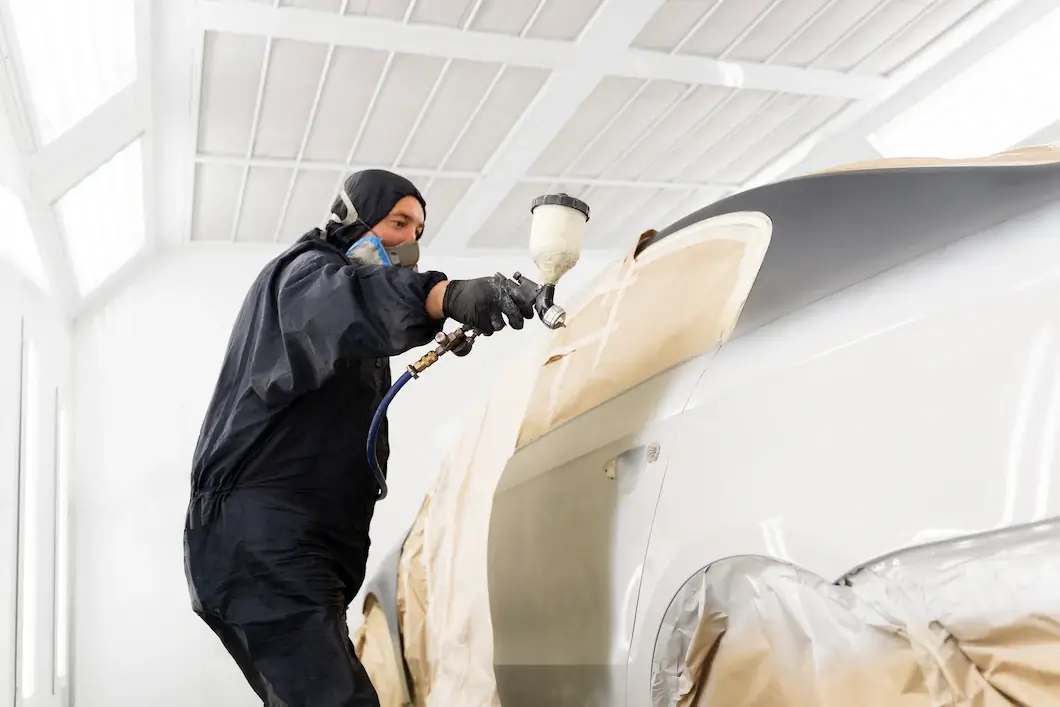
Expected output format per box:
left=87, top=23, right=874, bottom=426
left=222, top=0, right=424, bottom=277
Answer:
left=529, top=193, right=591, bottom=286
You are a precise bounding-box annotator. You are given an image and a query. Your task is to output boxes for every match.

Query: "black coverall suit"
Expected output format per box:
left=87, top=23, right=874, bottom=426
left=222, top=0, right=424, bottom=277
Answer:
left=183, top=172, right=446, bottom=706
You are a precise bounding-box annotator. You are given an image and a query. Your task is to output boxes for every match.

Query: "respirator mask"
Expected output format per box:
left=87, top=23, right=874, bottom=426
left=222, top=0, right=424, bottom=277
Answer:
left=321, top=187, right=422, bottom=271
left=345, top=236, right=420, bottom=271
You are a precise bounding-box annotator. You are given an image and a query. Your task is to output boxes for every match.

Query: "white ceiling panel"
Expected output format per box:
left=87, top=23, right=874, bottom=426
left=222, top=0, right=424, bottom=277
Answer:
left=286, top=0, right=345, bottom=10
left=253, top=39, right=331, bottom=159
left=277, top=169, right=344, bottom=240
left=564, top=80, right=695, bottom=178
left=812, top=0, right=928, bottom=72
left=718, top=96, right=848, bottom=183
left=632, top=0, right=725, bottom=53
left=646, top=89, right=776, bottom=183
left=628, top=0, right=989, bottom=81
left=681, top=93, right=811, bottom=183
left=345, top=0, right=418, bottom=21
left=530, top=76, right=649, bottom=176
left=191, top=163, right=244, bottom=242
left=524, top=0, right=606, bottom=41
left=301, top=46, right=391, bottom=163
left=468, top=181, right=569, bottom=248
left=680, top=0, right=787, bottom=58
left=266, top=0, right=606, bottom=38
left=467, top=0, right=542, bottom=35
left=198, top=32, right=269, bottom=156
left=394, top=59, right=506, bottom=170
left=858, top=0, right=986, bottom=75
left=718, top=0, right=836, bottom=63
left=408, top=0, right=481, bottom=28
left=583, top=187, right=704, bottom=249
left=351, top=53, right=448, bottom=165
left=605, top=86, right=734, bottom=181
left=236, top=167, right=296, bottom=242
left=441, top=65, right=550, bottom=171
left=768, top=0, right=885, bottom=67
left=420, top=178, right=474, bottom=243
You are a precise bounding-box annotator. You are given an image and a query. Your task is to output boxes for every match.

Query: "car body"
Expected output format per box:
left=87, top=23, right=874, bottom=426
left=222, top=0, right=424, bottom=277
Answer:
left=356, top=146, right=1060, bottom=707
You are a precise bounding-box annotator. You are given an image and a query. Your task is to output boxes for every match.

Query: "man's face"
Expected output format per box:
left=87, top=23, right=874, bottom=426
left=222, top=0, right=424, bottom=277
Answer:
left=370, top=195, right=425, bottom=247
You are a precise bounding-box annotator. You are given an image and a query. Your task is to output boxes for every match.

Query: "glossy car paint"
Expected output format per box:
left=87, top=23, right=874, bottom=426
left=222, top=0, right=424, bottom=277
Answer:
left=486, top=162, right=1060, bottom=706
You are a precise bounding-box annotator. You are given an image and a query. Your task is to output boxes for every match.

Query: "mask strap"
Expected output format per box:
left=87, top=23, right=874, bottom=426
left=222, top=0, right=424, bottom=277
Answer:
left=318, top=187, right=361, bottom=233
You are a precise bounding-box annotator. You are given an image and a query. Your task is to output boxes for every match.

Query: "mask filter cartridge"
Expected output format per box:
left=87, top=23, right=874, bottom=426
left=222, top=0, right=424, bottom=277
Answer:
left=346, top=236, right=420, bottom=270
left=346, top=236, right=393, bottom=267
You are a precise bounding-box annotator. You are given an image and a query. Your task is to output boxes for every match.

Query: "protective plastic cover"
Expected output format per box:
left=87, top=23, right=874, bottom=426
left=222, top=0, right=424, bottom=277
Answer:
left=652, top=517, right=1060, bottom=707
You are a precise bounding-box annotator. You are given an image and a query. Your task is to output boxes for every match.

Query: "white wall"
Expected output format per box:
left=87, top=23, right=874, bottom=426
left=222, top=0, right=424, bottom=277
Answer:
left=70, top=245, right=612, bottom=707
left=0, top=261, right=72, bottom=707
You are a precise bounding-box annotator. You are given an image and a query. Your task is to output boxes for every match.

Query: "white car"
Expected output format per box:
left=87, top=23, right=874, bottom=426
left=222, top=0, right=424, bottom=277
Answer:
left=355, top=146, right=1060, bottom=707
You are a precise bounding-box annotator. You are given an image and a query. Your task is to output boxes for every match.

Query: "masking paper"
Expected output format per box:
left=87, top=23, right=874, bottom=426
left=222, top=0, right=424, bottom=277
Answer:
left=355, top=211, right=773, bottom=706
left=812, top=144, right=1060, bottom=175
left=652, top=518, right=1060, bottom=707
left=352, top=594, right=407, bottom=707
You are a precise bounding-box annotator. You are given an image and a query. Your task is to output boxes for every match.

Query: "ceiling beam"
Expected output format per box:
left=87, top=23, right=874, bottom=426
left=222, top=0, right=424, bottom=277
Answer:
left=152, top=0, right=202, bottom=247
left=27, top=83, right=147, bottom=204
left=198, top=2, right=887, bottom=101
left=429, top=0, right=668, bottom=250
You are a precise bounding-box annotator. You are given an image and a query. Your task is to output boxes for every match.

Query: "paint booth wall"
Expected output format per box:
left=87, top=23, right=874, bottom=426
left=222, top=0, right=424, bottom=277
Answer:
left=69, top=246, right=611, bottom=707
left=0, top=262, right=73, bottom=707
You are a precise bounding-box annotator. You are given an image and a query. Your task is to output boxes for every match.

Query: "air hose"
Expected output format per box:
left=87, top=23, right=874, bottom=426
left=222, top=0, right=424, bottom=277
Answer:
left=364, top=273, right=556, bottom=501
left=367, top=369, right=413, bottom=501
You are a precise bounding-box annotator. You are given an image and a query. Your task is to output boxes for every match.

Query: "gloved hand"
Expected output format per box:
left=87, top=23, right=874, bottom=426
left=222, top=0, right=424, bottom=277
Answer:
left=442, top=273, right=535, bottom=335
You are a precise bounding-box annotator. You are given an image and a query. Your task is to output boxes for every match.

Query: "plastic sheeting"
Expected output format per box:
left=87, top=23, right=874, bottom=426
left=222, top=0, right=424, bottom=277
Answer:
left=651, top=518, right=1060, bottom=706
left=355, top=211, right=773, bottom=706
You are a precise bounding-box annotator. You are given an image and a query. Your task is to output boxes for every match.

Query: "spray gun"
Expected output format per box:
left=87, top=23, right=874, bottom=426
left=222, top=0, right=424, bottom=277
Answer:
left=366, top=193, right=591, bottom=499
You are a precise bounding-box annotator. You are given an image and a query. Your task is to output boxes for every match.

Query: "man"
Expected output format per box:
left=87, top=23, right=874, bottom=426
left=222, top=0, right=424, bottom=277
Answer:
left=183, top=169, right=534, bottom=706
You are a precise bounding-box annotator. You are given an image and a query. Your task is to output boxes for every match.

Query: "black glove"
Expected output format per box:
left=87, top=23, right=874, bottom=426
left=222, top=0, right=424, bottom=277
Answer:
left=442, top=273, right=535, bottom=335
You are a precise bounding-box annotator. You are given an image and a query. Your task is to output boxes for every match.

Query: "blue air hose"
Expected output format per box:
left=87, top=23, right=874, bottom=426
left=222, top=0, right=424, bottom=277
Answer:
left=367, top=370, right=413, bottom=500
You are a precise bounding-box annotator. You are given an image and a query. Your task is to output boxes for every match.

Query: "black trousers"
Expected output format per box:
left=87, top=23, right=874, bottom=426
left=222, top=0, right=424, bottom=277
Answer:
left=196, top=607, right=379, bottom=707
left=185, top=492, right=380, bottom=707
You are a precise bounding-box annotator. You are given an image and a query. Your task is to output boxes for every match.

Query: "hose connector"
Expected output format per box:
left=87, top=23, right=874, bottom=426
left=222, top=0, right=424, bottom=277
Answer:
left=407, top=326, right=478, bottom=377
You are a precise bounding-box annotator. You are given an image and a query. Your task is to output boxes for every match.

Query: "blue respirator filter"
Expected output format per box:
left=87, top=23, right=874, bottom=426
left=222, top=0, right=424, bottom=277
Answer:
left=345, top=235, right=393, bottom=267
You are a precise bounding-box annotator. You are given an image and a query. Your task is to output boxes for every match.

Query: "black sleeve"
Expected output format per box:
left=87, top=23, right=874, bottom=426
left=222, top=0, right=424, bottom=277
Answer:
left=259, top=252, right=447, bottom=397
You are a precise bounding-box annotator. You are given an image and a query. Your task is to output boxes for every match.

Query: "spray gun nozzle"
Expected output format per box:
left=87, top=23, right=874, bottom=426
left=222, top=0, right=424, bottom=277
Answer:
left=512, top=272, right=566, bottom=330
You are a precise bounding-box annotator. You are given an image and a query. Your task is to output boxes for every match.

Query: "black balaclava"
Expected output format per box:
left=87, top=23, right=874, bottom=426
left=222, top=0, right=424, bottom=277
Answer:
left=320, top=169, right=428, bottom=253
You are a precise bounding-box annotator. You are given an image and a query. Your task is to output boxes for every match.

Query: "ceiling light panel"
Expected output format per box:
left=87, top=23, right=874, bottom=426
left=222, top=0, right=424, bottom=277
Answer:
left=869, top=4, right=1060, bottom=160
left=7, top=0, right=137, bottom=144
left=56, top=139, right=145, bottom=295
left=0, top=186, right=48, bottom=291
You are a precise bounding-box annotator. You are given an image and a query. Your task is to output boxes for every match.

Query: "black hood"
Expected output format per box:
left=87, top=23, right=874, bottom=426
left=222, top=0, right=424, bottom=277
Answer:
left=315, top=169, right=428, bottom=252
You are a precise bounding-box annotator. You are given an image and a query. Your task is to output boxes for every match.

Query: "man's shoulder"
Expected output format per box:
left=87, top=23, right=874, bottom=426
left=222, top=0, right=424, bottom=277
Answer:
left=263, top=235, right=346, bottom=284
